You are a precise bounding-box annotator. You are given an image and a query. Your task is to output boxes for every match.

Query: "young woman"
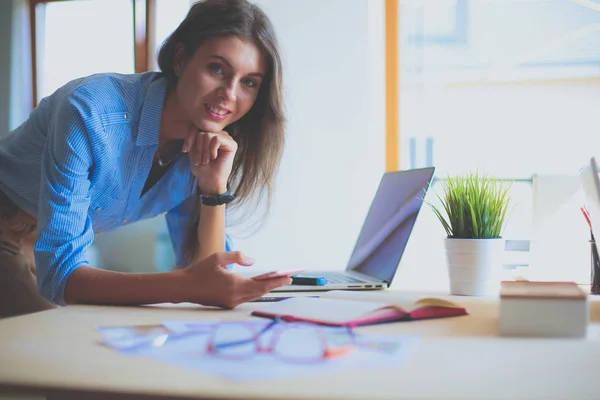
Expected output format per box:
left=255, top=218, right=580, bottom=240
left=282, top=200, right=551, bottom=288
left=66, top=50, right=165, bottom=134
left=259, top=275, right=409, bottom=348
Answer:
left=0, top=0, right=290, bottom=318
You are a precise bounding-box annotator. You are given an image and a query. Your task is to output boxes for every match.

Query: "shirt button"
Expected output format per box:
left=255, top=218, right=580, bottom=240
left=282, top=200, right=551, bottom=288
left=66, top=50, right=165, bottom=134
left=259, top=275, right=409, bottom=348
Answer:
left=121, top=218, right=128, bottom=223
left=95, top=208, right=102, bottom=212
left=123, top=113, right=128, bottom=119
left=162, top=211, right=167, bottom=215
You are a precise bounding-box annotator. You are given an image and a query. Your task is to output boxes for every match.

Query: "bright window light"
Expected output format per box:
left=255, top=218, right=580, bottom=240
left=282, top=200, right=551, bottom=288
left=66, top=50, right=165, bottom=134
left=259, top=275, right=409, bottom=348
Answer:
left=37, top=0, right=134, bottom=100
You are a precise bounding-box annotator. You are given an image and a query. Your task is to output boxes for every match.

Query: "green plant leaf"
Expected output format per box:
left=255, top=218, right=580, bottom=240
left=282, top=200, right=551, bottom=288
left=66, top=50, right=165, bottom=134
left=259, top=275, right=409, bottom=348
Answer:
left=426, top=172, right=513, bottom=239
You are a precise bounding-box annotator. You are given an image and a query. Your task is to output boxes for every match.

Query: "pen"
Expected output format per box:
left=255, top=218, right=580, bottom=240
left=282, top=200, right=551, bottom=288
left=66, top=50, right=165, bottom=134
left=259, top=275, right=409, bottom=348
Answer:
left=291, top=276, right=328, bottom=286
left=582, top=205, right=600, bottom=264
left=581, top=206, right=594, bottom=237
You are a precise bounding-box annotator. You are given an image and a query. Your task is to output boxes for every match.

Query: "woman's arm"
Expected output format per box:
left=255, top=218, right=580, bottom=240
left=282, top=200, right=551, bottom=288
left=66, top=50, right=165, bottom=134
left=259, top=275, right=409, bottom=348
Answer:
left=64, top=267, right=186, bottom=305
left=182, top=129, right=238, bottom=262
left=35, top=90, right=101, bottom=305
left=165, top=197, right=232, bottom=268
left=195, top=201, right=226, bottom=262
left=65, top=252, right=291, bottom=308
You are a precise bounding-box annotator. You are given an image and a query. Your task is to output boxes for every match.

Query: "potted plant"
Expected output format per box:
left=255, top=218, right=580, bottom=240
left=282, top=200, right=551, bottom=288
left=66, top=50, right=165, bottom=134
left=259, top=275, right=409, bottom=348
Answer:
left=427, top=172, right=512, bottom=296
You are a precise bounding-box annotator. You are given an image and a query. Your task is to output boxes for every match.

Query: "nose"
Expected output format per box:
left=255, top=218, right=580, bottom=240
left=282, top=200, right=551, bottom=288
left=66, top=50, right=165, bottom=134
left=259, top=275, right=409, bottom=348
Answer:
left=218, top=79, right=237, bottom=103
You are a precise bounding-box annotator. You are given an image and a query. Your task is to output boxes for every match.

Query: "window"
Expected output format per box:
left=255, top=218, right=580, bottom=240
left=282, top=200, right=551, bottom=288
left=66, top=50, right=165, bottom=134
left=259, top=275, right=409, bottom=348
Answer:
left=395, top=0, right=600, bottom=289
left=152, top=0, right=190, bottom=70
left=30, top=0, right=190, bottom=105
left=32, top=0, right=135, bottom=101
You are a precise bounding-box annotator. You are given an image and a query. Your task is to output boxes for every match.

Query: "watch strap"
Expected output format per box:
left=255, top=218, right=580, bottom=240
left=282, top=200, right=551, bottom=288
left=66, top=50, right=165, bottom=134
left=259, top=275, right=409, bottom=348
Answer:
left=196, top=186, right=235, bottom=206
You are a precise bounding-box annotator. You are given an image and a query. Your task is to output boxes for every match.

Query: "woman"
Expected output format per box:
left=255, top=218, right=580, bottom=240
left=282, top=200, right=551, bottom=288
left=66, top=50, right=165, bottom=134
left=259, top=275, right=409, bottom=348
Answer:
left=0, top=0, right=291, bottom=318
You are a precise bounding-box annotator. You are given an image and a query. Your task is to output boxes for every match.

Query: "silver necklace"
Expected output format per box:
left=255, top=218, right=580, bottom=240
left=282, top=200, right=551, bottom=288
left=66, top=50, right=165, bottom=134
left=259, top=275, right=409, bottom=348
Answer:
left=156, top=146, right=181, bottom=168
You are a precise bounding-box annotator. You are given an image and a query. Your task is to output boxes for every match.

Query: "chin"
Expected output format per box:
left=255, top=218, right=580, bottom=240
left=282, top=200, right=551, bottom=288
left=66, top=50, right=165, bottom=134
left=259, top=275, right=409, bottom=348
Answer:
left=196, top=120, right=226, bottom=133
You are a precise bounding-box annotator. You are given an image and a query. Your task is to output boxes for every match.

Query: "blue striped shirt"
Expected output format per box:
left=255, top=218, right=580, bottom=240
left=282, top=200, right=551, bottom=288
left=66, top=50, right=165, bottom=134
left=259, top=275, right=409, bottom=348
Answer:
left=0, top=72, right=232, bottom=305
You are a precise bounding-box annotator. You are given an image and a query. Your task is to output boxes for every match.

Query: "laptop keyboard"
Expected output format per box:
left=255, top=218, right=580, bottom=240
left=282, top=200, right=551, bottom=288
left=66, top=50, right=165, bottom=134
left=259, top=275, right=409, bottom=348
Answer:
left=301, top=271, right=367, bottom=284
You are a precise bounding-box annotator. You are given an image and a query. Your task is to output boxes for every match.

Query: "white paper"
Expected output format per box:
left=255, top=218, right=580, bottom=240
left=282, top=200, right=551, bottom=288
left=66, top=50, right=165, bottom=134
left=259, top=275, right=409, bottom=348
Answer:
left=321, top=290, right=461, bottom=310
left=97, top=320, right=419, bottom=381
left=96, top=324, right=171, bottom=352
left=321, top=290, right=420, bottom=310
left=253, top=297, right=391, bottom=324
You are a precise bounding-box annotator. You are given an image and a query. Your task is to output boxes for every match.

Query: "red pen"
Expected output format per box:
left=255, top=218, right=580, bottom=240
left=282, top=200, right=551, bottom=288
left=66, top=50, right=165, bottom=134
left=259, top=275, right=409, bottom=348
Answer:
left=581, top=206, right=597, bottom=243
left=581, top=207, right=593, bottom=231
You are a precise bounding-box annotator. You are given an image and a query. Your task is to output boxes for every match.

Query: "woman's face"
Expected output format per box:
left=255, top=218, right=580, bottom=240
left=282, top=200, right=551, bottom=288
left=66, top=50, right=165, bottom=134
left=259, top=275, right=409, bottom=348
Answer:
left=174, top=35, right=267, bottom=133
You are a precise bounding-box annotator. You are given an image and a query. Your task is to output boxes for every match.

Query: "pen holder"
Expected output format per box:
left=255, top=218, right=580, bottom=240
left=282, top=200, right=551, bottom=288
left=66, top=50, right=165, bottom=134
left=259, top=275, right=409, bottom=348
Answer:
left=590, top=240, right=600, bottom=295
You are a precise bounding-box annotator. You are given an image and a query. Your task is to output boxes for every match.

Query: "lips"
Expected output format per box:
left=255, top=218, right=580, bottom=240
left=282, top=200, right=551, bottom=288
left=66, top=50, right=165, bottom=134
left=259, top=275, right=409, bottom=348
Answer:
left=204, top=103, right=231, bottom=122
left=205, top=103, right=231, bottom=115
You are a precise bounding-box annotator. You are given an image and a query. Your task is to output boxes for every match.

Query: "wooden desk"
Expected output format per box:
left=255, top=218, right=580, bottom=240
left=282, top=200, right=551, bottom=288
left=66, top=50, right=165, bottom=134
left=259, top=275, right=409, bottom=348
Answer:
left=1, top=294, right=599, bottom=400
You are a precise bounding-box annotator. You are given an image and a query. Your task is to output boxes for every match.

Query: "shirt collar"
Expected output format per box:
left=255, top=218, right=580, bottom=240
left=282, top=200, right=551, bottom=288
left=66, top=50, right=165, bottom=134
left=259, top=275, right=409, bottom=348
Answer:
left=136, top=76, right=167, bottom=146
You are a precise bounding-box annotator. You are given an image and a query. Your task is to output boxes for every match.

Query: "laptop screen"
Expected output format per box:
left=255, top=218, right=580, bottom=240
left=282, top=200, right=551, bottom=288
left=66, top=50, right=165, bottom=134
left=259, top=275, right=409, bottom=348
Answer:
left=345, top=167, right=435, bottom=283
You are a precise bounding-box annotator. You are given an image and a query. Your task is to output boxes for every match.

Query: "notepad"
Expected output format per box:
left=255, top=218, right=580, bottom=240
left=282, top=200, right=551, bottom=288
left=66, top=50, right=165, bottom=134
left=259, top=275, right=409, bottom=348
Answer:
left=251, top=290, right=467, bottom=326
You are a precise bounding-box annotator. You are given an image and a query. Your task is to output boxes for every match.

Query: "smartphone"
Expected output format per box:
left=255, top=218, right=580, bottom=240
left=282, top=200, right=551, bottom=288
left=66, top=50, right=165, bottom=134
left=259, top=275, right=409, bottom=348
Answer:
left=251, top=269, right=307, bottom=281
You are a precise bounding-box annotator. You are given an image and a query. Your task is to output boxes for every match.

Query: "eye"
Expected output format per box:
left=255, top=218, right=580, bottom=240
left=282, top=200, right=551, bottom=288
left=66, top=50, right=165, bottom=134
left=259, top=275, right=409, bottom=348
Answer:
left=242, top=78, right=257, bottom=88
left=208, top=63, right=224, bottom=74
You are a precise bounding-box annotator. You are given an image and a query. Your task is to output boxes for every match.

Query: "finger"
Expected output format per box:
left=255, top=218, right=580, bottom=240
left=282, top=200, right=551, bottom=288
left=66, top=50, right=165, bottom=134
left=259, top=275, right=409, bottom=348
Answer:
left=182, top=130, right=196, bottom=154
left=239, top=276, right=292, bottom=304
left=209, top=135, right=221, bottom=161
left=259, top=276, right=293, bottom=292
left=226, top=273, right=291, bottom=305
left=192, top=132, right=205, bottom=166
left=202, top=133, right=213, bottom=165
left=217, top=134, right=237, bottom=153
left=211, top=251, right=255, bottom=267
left=0, top=240, right=20, bottom=256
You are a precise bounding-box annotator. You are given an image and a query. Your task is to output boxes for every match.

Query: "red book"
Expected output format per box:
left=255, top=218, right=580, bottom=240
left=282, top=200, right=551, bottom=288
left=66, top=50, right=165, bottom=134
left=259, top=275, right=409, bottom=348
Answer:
left=251, top=290, right=467, bottom=327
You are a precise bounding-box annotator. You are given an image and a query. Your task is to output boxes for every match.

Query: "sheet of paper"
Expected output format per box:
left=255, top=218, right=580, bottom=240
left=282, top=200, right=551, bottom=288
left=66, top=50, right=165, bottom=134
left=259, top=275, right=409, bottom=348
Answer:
left=97, top=320, right=419, bottom=381
left=322, top=290, right=461, bottom=310
left=253, top=297, right=391, bottom=324
left=96, top=324, right=171, bottom=352
left=322, top=290, right=419, bottom=310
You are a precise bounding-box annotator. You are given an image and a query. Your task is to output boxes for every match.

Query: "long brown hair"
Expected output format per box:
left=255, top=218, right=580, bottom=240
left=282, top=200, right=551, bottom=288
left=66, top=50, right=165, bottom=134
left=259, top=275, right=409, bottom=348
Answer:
left=157, top=0, right=285, bottom=265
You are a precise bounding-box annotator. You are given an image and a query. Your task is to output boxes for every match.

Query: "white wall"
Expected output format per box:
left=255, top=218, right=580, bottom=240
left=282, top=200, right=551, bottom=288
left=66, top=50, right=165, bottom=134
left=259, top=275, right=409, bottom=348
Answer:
left=228, top=0, right=386, bottom=272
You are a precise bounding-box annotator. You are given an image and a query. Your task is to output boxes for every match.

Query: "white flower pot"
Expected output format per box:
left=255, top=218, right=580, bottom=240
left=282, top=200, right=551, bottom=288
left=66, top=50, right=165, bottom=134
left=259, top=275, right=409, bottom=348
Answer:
left=444, top=238, right=505, bottom=296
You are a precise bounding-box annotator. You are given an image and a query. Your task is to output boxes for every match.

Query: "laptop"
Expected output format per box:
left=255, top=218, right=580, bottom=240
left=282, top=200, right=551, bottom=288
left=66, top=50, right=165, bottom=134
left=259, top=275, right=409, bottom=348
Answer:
left=579, top=156, right=600, bottom=232
left=272, top=166, right=436, bottom=292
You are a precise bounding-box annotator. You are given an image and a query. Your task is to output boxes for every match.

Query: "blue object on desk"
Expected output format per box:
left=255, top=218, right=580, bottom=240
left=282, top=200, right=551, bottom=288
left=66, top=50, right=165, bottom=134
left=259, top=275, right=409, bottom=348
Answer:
left=291, top=276, right=328, bottom=286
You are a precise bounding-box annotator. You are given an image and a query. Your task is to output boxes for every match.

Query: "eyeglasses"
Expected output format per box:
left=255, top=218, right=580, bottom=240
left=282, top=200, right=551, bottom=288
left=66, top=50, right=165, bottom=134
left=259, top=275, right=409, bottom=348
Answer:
left=106, top=318, right=400, bottom=365
left=186, top=317, right=358, bottom=364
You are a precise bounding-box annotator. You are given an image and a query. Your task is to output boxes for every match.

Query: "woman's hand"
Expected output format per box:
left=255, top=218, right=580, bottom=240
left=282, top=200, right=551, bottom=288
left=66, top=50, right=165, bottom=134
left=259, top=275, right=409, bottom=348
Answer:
left=178, top=251, right=292, bottom=309
left=182, top=128, right=237, bottom=195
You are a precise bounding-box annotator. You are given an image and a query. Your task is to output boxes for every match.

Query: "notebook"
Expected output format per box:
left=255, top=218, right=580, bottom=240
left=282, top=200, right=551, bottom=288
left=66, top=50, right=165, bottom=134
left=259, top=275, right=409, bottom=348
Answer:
left=251, top=290, right=467, bottom=327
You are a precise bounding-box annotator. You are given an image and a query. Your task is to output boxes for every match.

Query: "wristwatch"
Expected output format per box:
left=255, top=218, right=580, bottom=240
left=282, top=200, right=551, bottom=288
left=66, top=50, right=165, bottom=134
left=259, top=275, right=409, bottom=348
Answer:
left=196, top=186, right=235, bottom=206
